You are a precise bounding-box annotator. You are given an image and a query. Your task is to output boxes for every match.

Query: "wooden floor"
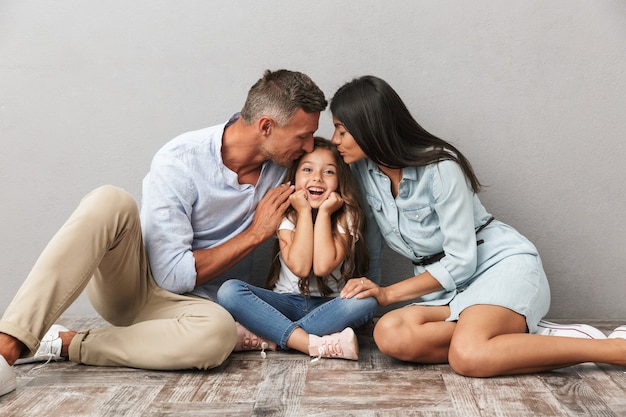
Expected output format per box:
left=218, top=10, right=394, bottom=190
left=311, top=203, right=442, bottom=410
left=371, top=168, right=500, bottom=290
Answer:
left=1, top=317, right=625, bottom=417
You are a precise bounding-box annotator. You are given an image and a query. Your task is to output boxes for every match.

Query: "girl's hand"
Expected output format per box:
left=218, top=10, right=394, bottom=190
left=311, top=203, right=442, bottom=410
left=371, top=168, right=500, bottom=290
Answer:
left=289, top=189, right=312, bottom=213
left=319, top=191, right=343, bottom=215
left=340, top=277, right=388, bottom=305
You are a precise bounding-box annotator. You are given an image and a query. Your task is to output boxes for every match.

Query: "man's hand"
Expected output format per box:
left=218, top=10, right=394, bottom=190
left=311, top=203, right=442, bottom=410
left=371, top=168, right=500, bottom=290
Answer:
left=193, top=183, right=294, bottom=285
left=249, top=183, right=294, bottom=242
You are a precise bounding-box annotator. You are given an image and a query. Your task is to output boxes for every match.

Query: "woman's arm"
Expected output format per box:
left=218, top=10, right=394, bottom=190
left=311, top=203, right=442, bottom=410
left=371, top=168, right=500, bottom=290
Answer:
left=340, top=271, right=443, bottom=306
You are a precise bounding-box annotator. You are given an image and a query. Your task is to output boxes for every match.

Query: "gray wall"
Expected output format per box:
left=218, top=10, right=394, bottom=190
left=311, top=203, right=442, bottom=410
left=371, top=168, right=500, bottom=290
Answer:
left=1, top=1, right=625, bottom=320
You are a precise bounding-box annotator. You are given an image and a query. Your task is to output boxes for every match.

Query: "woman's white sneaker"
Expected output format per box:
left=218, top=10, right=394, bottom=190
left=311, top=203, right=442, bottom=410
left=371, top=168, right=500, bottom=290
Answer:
left=536, top=320, right=607, bottom=339
left=608, top=325, right=626, bottom=339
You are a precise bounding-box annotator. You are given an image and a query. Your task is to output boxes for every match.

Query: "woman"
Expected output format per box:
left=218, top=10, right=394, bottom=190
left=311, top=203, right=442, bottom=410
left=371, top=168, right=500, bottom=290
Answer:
left=331, top=75, right=626, bottom=377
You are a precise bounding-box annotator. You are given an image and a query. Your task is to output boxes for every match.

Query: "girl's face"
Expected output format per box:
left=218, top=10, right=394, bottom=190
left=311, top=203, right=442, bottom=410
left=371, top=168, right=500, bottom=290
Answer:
left=331, top=117, right=367, bottom=164
left=294, top=147, right=339, bottom=208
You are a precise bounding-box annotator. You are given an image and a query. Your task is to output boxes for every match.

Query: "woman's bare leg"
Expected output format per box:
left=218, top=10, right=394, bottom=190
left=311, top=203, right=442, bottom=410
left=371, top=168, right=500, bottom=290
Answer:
left=448, top=305, right=626, bottom=377
left=374, top=305, right=454, bottom=363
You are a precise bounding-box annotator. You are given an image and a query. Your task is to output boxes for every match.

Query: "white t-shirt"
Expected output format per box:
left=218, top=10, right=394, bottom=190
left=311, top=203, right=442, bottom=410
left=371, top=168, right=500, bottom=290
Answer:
left=272, top=216, right=351, bottom=297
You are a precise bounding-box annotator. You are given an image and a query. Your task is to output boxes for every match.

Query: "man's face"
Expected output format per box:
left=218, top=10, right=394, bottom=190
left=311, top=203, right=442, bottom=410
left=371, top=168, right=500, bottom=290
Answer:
left=263, top=109, right=319, bottom=167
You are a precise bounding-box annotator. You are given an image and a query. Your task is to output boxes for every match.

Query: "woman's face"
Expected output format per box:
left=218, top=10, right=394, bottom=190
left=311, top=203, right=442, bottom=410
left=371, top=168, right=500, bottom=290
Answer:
left=331, top=117, right=367, bottom=164
left=294, top=147, right=339, bottom=209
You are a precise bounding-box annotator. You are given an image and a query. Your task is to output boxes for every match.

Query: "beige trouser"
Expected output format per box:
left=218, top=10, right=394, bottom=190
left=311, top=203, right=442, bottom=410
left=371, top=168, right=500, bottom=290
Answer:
left=0, top=185, right=237, bottom=370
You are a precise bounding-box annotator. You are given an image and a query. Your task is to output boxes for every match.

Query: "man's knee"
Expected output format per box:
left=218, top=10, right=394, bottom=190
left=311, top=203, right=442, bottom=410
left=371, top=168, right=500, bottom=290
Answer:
left=182, top=307, right=237, bottom=369
left=82, top=185, right=138, bottom=218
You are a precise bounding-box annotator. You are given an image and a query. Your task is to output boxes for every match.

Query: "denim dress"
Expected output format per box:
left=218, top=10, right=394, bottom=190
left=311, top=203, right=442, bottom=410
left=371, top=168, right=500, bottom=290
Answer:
left=354, top=158, right=550, bottom=333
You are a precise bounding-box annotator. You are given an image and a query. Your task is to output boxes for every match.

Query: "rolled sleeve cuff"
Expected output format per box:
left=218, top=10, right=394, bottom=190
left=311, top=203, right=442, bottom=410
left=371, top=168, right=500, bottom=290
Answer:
left=154, top=252, right=198, bottom=294
left=424, top=262, right=457, bottom=292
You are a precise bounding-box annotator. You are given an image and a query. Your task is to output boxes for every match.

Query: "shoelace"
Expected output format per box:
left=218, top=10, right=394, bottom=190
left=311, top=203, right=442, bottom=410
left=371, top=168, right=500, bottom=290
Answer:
left=30, top=335, right=60, bottom=372
left=241, top=335, right=270, bottom=359
left=311, top=339, right=344, bottom=363
left=30, top=356, right=54, bottom=372
left=311, top=346, right=324, bottom=363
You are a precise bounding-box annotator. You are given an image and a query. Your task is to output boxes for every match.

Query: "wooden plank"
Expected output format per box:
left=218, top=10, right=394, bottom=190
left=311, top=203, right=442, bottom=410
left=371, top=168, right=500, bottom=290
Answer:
left=253, top=359, right=307, bottom=416
left=587, top=364, right=626, bottom=416
left=444, top=371, right=570, bottom=417
left=301, top=369, right=455, bottom=414
left=539, top=365, right=618, bottom=417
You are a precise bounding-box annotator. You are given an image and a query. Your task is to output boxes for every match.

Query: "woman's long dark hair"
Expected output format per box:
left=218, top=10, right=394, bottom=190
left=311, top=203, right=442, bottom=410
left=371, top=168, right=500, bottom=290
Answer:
left=330, top=75, right=481, bottom=193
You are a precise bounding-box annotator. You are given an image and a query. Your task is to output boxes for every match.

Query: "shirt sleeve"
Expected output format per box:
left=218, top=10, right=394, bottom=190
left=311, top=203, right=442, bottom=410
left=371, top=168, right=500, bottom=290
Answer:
left=278, top=217, right=296, bottom=232
left=424, top=160, right=478, bottom=291
left=140, top=151, right=198, bottom=294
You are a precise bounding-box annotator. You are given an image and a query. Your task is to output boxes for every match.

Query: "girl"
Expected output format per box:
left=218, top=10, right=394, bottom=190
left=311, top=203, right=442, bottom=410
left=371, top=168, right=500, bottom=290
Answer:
left=218, top=137, right=378, bottom=360
left=331, top=75, right=626, bottom=376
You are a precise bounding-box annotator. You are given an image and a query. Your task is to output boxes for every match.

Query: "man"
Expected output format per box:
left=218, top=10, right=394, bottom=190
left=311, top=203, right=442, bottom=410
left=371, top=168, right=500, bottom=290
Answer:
left=0, top=69, right=327, bottom=396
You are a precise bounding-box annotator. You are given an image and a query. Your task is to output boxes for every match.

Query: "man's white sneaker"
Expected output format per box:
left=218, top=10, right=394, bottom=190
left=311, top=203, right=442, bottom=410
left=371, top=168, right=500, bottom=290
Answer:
left=0, top=356, right=16, bottom=397
left=14, top=324, right=69, bottom=365
left=309, top=327, right=359, bottom=362
left=608, top=325, right=626, bottom=339
left=536, top=320, right=607, bottom=339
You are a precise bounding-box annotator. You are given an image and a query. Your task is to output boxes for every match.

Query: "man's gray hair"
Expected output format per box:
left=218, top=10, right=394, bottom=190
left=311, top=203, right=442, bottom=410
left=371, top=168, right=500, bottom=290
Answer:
left=240, top=69, right=327, bottom=127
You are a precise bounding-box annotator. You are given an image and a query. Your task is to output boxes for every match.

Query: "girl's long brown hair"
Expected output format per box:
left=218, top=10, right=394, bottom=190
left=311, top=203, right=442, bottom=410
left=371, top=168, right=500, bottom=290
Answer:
left=266, top=137, right=369, bottom=296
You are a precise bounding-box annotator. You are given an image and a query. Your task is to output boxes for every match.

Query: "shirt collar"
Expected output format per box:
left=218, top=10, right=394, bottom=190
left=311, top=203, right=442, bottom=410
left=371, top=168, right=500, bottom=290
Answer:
left=365, top=159, right=419, bottom=181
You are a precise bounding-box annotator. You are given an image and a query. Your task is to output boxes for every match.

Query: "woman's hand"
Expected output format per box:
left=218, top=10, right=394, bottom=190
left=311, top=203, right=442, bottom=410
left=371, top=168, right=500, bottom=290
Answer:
left=340, top=277, right=389, bottom=306
left=343, top=272, right=443, bottom=307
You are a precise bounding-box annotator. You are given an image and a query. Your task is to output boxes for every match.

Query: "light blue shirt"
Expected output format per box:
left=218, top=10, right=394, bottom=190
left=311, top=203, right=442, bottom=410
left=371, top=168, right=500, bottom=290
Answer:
left=140, top=115, right=286, bottom=300
left=354, top=158, right=493, bottom=298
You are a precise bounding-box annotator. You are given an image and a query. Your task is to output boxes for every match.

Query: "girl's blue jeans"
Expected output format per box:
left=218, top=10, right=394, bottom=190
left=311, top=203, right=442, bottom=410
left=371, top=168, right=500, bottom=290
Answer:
left=217, top=279, right=378, bottom=349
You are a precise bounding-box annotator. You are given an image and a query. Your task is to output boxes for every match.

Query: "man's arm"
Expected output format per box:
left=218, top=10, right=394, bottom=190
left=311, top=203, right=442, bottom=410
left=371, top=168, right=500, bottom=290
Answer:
left=192, top=183, right=293, bottom=285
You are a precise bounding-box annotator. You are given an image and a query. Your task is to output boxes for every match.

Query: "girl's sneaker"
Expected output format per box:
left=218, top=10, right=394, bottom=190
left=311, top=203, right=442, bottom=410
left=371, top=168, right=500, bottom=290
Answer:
left=309, top=327, right=359, bottom=361
left=234, top=323, right=277, bottom=358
